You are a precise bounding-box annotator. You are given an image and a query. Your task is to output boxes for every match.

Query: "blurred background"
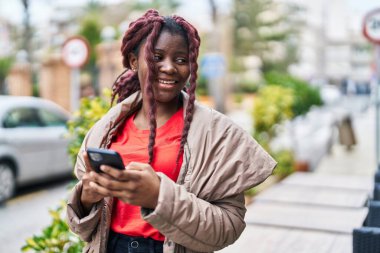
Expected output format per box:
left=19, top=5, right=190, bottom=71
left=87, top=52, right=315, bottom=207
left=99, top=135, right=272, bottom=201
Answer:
left=0, top=0, right=379, bottom=252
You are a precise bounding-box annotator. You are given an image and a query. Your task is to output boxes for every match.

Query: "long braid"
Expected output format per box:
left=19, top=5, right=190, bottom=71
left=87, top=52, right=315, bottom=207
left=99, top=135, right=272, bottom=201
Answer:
left=143, top=15, right=164, bottom=164
left=172, top=16, right=201, bottom=170
left=112, top=11, right=160, bottom=104
left=111, top=70, right=140, bottom=105
left=111, top=10, right=164, bottom=164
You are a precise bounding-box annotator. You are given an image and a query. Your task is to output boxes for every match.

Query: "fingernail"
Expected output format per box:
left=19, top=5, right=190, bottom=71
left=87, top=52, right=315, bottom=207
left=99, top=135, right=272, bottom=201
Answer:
left=100, top=165, right=106, bottom=172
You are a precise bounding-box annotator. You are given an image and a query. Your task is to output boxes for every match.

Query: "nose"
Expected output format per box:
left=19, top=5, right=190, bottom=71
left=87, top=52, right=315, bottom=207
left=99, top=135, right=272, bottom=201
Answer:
left=159, top=59, right=176, bottom=74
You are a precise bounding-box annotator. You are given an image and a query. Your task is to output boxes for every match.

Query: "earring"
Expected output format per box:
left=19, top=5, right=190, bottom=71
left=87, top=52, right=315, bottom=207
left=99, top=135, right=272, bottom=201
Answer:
left=131, top=67, right=137, bottom=72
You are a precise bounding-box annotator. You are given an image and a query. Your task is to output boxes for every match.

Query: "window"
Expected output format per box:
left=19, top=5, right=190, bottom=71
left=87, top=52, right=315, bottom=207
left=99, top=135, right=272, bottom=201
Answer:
left=3, top=108, right=43, bottom=128
left=38, top=109, right=67, bottom=127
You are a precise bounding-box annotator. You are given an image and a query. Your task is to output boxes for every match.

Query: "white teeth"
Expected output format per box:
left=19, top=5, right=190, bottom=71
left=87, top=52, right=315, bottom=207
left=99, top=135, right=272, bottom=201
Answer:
left=159, top=80, right=176, bottom=84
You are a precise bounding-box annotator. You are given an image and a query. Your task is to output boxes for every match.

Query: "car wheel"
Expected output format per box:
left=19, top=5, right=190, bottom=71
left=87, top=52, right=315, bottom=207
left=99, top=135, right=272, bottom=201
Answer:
left=0, top=162, right=16, bottom=203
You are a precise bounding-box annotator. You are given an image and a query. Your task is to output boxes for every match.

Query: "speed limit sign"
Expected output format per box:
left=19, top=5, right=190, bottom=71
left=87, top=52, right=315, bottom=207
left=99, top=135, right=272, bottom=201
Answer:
left=363, top=8, right=380, bottom=44
left=62, top=36, right=90, bottom=68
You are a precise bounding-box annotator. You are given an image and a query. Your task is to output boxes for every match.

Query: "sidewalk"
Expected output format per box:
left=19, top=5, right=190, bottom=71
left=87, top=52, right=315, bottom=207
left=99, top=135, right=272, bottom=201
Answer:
left=316, top=105, right=376, bottom=176
left=219, top=105, right=376, bottom=252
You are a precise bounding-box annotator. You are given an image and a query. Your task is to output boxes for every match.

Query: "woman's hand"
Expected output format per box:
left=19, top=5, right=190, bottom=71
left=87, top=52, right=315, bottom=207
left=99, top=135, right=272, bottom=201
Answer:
left=89, top=162, right=161, bottom=209
left=80, top=152, right=108, bottom=214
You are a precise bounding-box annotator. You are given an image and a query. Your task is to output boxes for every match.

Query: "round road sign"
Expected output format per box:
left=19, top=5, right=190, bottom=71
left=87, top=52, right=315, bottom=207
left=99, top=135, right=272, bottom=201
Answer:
left=62, top=36, right=90, bottom=68
left=363, top=8, right=380, bottom=44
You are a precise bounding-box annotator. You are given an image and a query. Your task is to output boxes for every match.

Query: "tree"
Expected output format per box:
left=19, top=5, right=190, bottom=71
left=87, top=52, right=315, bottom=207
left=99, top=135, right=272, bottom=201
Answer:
left=76, top=1, right=103, bottom=96
left=133, top=0, right=180, bottom=14
left=233, top=0, right=302, bottom=73
left=0, top=57, right=13, bottom=94
left=78, top=17, right=102, bottom=71
left=78, top=1, right=102, bottom=72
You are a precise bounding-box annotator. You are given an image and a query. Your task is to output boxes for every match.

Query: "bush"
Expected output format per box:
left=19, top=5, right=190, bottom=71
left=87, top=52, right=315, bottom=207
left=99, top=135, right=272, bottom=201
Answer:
left=67, top=89, right=111, bottom=166
left=22, top=202, right=85, bottom=253
left=247, top=85, right=296, bottom=195
left=252, top=72, right=322, bottom=180
left=238, top=79, right=260, bottom=94
left=196, top=75, right=208, bottom=96
left=253, top=85, right=294, bottom=142
left=264, top=71, right=323, bottom=116
left=271, top=149, right=295, bottom=179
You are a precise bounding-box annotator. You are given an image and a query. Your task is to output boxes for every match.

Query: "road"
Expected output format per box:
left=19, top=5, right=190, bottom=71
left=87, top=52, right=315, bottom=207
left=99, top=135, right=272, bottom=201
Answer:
left=0, top=178, right=73, bottom=253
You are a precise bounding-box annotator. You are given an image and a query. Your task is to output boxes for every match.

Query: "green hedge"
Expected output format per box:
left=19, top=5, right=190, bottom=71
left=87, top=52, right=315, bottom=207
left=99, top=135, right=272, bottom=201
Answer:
left=264, top=71, right=323, bottom=116
left=253, top=85, right=295, bottom=179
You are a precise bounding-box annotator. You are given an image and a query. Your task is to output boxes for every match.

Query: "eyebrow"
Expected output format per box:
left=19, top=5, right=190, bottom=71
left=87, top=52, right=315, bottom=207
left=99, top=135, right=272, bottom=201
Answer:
left=154, top=48, right=188, bottom=55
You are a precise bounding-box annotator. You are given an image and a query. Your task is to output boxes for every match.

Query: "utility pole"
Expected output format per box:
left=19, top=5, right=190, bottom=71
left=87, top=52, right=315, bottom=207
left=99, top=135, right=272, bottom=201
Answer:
left=362, top=8, right=380, bottom=169
left=21, top=0, right=32, bottom=63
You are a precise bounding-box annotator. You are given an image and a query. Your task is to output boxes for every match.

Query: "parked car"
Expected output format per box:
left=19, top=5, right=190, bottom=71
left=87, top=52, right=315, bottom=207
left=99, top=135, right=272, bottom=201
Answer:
left=0, top=96, right=72, bottom=203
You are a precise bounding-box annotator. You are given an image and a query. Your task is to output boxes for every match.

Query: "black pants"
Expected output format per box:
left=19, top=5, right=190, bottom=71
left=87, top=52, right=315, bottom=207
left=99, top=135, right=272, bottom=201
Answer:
left=107, top=231, right=163, bottom=253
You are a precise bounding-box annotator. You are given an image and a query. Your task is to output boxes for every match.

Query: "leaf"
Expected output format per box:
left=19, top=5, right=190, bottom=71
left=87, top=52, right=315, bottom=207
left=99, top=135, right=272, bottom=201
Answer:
left=25, top=238, right=42, bottom=250
left=49, top=210, right=60, bottom=221
left=21, top=245, right=32, bottom=252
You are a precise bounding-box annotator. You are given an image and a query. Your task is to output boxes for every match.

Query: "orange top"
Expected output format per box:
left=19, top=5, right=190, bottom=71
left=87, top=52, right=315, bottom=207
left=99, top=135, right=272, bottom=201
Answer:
left=109, top=108, right=184, bottom=241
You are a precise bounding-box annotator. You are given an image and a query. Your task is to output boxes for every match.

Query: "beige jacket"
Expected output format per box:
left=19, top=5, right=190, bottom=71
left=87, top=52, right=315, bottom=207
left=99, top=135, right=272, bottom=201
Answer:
left=66, top=91, right=276, bottom=253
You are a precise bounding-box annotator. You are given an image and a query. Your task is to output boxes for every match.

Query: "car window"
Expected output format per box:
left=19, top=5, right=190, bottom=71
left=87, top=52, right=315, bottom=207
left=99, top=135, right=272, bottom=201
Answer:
left=38, top=108, right=67, bottom=127
left=3, top=108, right=43, bottom=128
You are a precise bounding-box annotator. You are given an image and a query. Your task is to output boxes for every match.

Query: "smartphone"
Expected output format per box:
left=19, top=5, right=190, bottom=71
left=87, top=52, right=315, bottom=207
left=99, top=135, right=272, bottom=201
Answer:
left=86, top=147, right=125, bottom=173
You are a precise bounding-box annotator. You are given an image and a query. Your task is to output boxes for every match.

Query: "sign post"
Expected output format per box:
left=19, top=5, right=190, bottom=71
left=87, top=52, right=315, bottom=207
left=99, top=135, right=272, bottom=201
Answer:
left=200, top=53, right=226, bottom=113
left=363, top=8, right=380, bottom=168
left=62, top=36, right=90, bottom=112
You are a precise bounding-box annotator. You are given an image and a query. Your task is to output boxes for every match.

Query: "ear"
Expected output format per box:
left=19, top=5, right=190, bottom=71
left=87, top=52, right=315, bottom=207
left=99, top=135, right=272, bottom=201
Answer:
left=128, top=53, right=138, bottom=71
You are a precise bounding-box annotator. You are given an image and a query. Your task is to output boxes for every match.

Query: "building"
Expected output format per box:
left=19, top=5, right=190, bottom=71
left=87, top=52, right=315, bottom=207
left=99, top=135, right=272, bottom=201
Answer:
left=282, top=0, right=374, bottom=88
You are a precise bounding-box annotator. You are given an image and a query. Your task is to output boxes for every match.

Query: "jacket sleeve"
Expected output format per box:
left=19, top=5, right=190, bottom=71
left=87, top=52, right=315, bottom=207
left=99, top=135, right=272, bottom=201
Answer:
left=141, top=173, right=246, bottom=252
left=66, top=181, right=104, bottom=242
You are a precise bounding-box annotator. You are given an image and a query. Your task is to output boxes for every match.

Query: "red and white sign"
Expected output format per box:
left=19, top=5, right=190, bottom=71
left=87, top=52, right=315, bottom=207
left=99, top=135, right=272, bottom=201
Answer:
left=363, top=8, right=380, bottom=44
left=62, top=36, right=90, bottom=68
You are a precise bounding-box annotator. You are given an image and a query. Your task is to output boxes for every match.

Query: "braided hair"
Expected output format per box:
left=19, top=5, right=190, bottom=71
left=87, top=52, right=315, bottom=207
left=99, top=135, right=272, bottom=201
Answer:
left=111, top=9, right=201, bottom=167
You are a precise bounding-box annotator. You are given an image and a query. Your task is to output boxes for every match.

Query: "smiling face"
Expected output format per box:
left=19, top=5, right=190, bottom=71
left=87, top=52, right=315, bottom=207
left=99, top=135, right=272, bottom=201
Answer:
left=129, top=30, right=190, bottom=105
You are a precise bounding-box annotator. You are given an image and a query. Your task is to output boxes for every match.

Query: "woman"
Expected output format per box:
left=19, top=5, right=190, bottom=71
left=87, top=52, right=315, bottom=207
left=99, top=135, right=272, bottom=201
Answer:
left=67, top=9, right=276, bottom=253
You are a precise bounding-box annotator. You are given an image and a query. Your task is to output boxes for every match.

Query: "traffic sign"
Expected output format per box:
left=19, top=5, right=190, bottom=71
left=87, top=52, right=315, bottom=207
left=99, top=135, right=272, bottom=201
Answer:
left=363, top=8, right=380, bottom=44
left=200, top=53, right=226, bottom=79
left=62, top=36, right=90, bottom=68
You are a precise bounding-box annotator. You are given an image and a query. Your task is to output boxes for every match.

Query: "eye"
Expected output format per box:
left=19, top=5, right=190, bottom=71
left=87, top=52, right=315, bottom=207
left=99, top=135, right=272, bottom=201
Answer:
left=153, top=54, right=162, bottom=61
left=176, top=57, right=188, bottom=64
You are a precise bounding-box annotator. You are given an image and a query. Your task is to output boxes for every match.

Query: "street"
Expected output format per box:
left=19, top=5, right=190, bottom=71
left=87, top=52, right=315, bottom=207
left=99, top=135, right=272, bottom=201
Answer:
left=0, top=95, right=372, bottom=253
left=0, top=178, right=73, bottom=253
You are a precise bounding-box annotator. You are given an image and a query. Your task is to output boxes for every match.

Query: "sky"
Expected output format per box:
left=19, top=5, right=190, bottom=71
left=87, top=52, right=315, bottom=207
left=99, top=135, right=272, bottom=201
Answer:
left=0, top=0, right=230, bottom=27
left=0, top=0, right=378, bottom=31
